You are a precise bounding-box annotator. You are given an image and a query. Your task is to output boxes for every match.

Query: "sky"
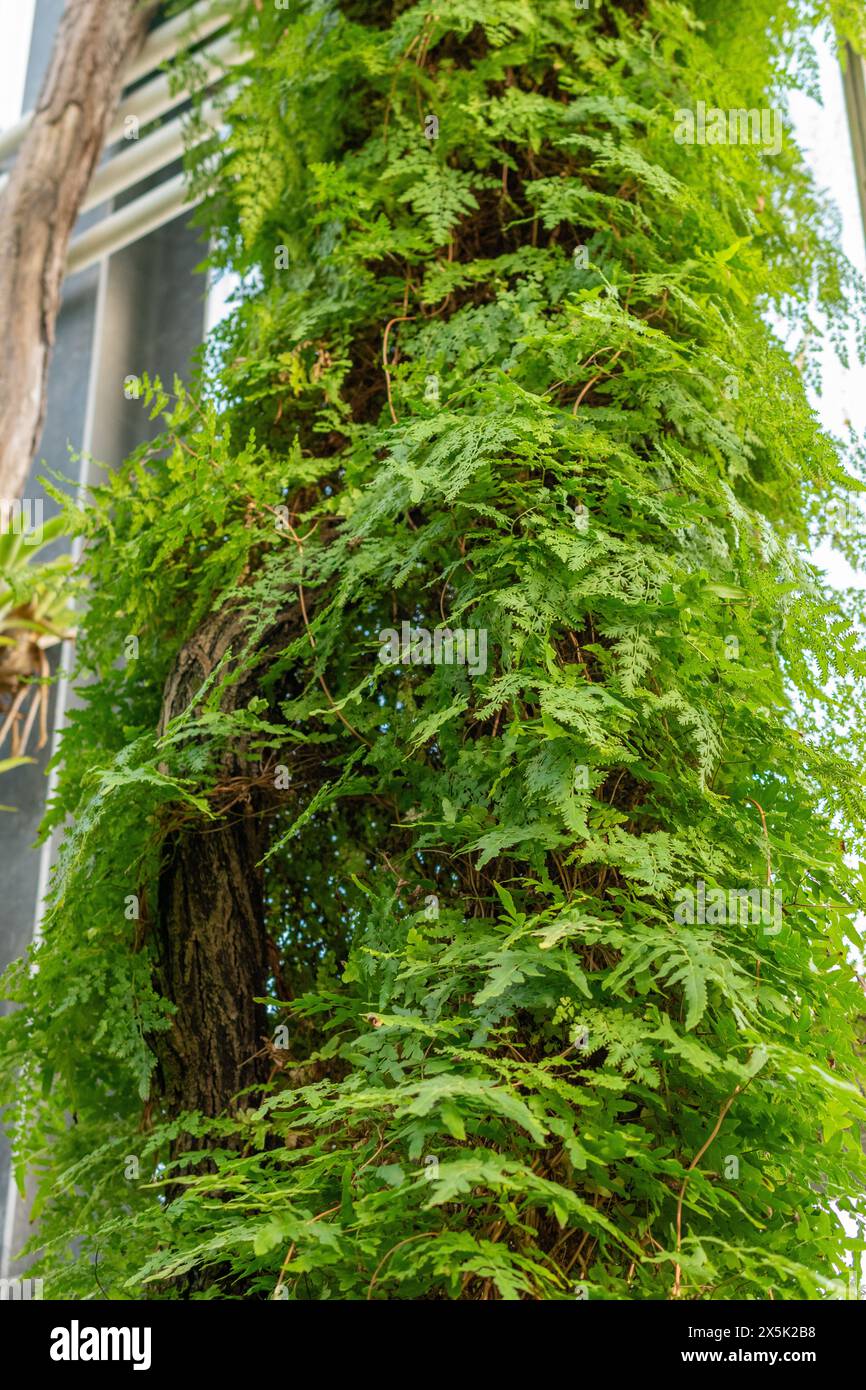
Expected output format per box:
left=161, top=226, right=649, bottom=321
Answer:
left=0, top=0, right=34, bottom=132
left=788, top=31, right=866, bottom=591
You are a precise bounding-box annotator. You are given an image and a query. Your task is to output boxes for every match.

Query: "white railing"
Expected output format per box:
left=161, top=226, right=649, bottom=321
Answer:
left=83, top=106, right=202, bottom=215
left=125, top=0, right=229, bottom=87
left=102, top=29, right=244, bottom=149
left=0, top=0, right=229, bottom=163
left=68, top=172, right=191, bottom=276
left=0, top=1, right=246, bottom=274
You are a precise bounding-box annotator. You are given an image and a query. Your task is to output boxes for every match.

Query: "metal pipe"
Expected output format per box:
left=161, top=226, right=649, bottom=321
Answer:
left=67, top=173, right=201, bottom=277
left=125, top=0, right=229, bottom=87
left=842, top=46, right=866, bottom=247
left=105, top=31, right=246, bottom=145
left=83, top=100, right=218, bottom=212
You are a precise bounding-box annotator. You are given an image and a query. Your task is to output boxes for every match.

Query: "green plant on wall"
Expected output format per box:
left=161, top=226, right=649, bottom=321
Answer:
left=0, top=513, right=73, bottom=787
left=2, top=0, right=866, bottom=1301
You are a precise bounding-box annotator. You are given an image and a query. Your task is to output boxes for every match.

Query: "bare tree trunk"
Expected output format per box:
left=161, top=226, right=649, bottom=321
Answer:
left=154, top=803, right=271, bottom=1122
left=0, top=0, right=159, bottom=501
left=151, top=602, right=296, bottom=1126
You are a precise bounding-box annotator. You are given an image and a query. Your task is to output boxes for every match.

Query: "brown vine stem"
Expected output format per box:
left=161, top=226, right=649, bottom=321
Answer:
left=672, top=1083, right=742, bottom=1299
left=17, top=679, right=43, bottom=757
left=299, top=588, right=371, bottom=748
left=415, top=11, right=438, bottom=70
left=0, top=685, right=30, bottom=755
left=366, top=1231, right=438, bottom=1300
left=745, top=795, right=771, bottom=990
left=284, top=518, right=372, bottom=748
left=273, top=1204, right=340, bottom=1300
left=572, top=346, right=624, bottom=414
left=382, top=32, right=422, bottom=145
left=745, top=796, right=772, bottom=884
left=383, top=315, right=416, bottom=424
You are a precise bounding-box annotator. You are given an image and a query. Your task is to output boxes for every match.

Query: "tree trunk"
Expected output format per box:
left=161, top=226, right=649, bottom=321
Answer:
left=154, top=806, right=271, bottom=1122
left=151, top=602, right=292, bottom=1124
left=0, top=0, right=159, bottom=501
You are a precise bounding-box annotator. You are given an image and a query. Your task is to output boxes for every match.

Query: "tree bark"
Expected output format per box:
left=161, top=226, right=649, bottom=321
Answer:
left=151, top=601, right=294, bottom=1123
left=0, top=0, right=159, bottom=501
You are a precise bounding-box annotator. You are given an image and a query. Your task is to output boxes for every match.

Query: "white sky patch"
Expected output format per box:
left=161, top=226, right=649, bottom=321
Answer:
left=205, top=262, right=240, bottom=335
left=788, top=32, right=866, bottom=591
left=0, top=0, right=35, bottom=133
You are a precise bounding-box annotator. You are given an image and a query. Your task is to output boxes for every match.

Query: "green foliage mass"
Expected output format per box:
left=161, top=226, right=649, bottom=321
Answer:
left=3, top=0, right=866, bottom=1300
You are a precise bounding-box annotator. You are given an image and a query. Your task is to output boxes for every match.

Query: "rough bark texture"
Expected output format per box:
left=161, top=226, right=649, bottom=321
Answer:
left=154, top=803, right=270, bottom=1122
left=0, top=0, right=159, bottom=501
left=152, top=602, right=294, bottom=1124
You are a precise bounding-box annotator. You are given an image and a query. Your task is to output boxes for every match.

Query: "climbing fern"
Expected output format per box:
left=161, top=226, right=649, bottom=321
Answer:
left=2, top=0, right=866, bottom=1301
